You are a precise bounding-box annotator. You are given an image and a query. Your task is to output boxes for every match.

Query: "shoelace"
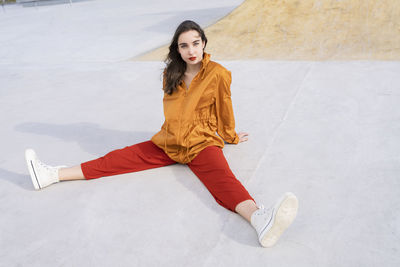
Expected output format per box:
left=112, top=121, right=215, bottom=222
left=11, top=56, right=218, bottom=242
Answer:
left=37, top=160, right=57, bottom=174
left=37, top=160, right=49, bottom=170
left=256, top=204, right=273, bottom=217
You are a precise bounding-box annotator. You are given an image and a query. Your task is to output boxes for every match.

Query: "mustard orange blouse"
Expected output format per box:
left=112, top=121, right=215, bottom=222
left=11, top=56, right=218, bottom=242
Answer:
left=151, top=52, right=239, bottom=164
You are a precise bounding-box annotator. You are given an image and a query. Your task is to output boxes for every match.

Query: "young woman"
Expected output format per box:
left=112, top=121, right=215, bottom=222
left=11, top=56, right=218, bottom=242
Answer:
left=25, top=20, right=298, bottom=248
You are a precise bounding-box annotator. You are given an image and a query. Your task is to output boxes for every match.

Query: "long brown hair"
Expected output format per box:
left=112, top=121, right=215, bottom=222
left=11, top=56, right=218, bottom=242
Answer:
left=163, top=20, right=208, bottom=95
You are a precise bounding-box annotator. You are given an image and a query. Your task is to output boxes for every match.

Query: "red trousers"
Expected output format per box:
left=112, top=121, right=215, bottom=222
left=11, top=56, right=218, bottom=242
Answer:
left=81, top=140, right=254, bottom=212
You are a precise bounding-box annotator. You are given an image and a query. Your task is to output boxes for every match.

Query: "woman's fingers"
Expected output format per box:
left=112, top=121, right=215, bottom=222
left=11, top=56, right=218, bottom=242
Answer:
left=238, top=132, right=249, bottom=137
left=238, top=132, right=249, bottom=142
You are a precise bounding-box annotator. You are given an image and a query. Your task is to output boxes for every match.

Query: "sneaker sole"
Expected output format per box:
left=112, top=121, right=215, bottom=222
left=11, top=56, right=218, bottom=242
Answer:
left=25, top=149, right=41, bottom=190
left=260, top=192, right=298, bottom=247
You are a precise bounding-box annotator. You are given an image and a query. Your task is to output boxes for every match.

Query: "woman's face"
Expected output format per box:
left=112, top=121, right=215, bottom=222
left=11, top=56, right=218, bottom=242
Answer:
left=177, top=30, right=205, bottom=67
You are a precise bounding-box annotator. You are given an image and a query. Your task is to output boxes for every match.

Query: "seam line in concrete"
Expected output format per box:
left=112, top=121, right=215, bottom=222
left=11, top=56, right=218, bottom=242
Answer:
left=245, top=62, right=315, bottom=187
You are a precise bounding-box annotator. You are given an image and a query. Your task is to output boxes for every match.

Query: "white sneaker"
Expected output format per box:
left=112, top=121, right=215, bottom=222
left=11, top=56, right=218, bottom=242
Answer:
left=25, top=149, right=64, bottom=190
left=251, top=192, right=298, bottom=247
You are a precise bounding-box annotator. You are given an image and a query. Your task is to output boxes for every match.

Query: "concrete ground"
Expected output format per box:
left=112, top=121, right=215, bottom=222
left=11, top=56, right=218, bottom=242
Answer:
left=1, top=0, right=399, bottom=266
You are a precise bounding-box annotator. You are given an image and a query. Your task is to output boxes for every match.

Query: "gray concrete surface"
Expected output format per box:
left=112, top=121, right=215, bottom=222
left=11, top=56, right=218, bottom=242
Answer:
left=1, top=0, right=400, bottom=266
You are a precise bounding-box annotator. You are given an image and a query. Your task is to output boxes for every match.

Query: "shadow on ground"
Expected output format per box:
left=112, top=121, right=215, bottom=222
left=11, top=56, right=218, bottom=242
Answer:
left=15, top=122, right=154, bottom=156
left=0, top=168, right=33, bottom=190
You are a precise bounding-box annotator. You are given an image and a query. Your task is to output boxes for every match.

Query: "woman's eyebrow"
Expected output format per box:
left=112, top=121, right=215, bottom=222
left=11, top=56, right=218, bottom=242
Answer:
left=178, top=39, right=201, bottom=46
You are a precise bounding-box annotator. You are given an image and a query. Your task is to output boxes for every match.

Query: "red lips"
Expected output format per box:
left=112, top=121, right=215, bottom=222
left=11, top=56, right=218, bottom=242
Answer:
left=189, top=57, right=196, bottom=61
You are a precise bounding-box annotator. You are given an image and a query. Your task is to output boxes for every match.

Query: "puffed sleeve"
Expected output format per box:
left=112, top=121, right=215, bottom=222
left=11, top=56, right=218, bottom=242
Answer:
left=215, top=69, right=239, bottom=144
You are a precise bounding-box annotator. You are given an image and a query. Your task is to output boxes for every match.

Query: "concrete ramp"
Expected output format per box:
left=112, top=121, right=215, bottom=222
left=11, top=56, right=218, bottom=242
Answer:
left=138, top=0, right=400, bottom=60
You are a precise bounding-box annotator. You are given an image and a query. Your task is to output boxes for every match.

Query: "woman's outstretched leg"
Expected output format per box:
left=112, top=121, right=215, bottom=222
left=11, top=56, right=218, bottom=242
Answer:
left=187, top=146, right=298, bottom=248
left=25, top=140, right=176, bottom=189
left=80, top=140, right=176, bottom=179
left=187, top=146, right=256, bottom=216
left=59, top=165, right=85, bottom=181
left=235, top=199, right=258, bottom=222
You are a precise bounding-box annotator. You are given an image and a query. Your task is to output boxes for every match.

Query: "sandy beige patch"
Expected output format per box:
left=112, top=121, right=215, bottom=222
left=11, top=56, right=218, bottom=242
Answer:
left=135, top=0, right=400, bottom=61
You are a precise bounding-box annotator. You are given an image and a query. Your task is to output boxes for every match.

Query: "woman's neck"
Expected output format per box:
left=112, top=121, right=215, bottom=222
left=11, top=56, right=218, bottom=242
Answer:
left=185, top=62, right=202, bottom=75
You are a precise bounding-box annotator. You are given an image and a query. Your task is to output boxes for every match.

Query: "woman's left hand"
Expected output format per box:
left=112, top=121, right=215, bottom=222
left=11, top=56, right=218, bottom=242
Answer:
left=238, top=132, right=249, bottom=143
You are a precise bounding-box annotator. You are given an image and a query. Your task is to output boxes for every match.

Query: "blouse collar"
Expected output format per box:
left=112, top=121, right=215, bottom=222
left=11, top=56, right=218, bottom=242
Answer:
left=199, top=52, right=211, bottom=80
